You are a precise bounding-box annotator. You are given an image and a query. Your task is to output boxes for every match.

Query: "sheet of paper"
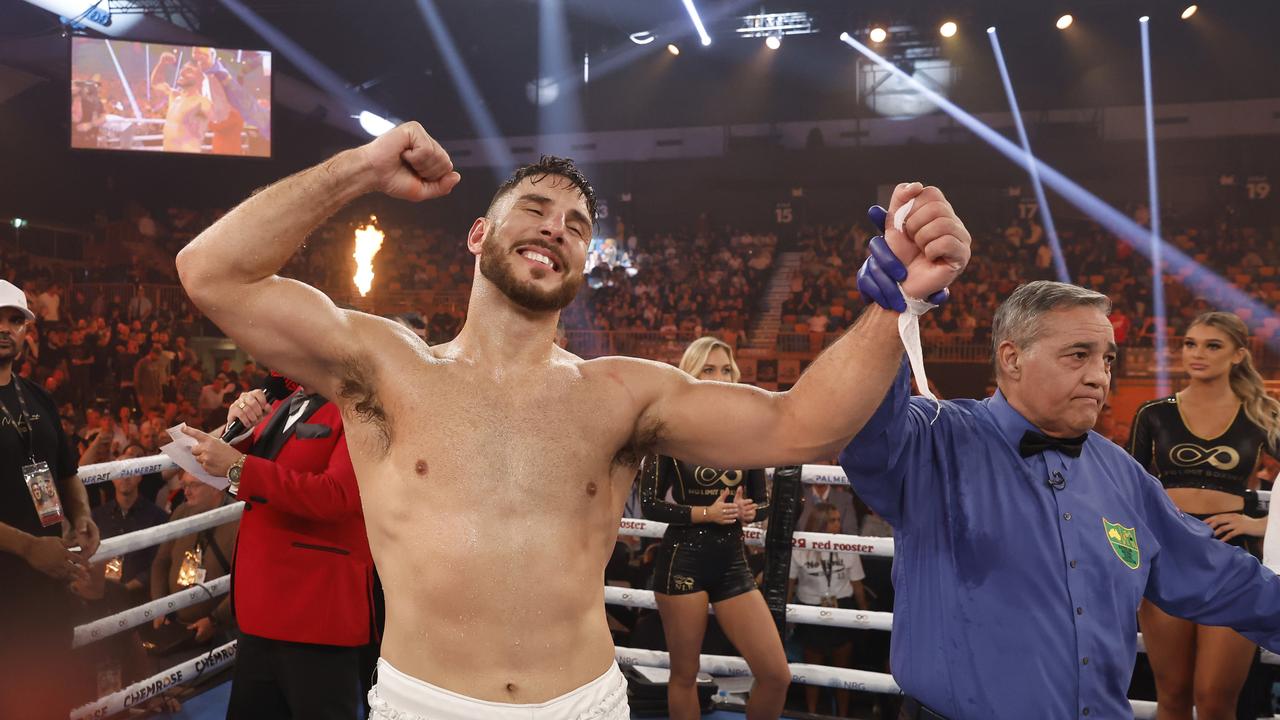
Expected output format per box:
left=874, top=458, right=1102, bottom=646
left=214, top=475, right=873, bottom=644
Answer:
left=161, top=423, right=230, bottom=490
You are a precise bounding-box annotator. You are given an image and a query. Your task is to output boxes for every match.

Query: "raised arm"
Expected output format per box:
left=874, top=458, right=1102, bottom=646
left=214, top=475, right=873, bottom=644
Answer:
left=620, top=183, right=969, bottom=469
left=176, top=122, right=460, bottom=398
left=150, top=53, right=175, bottom=97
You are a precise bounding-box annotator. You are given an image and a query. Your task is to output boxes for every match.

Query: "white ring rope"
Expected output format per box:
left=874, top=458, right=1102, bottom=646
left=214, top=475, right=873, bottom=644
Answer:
left=614, top=645, right=903, bottom=694
left=71, top=451, right=1275, bottom=720
left=78, top=454, right=179, bottom=486
left=612, top=647, right=1163, bottom=717
left=82, top=499, right=1280, bottom=661
left=601, top=587, right=1278, bottom=665
left=69, top=640, right=237, bottom=720
left=617, top=517, right=895, bottom=557
left=604, top=586, right=895, bottom=631
left=780, top=464, right=1271, bottom=506
left=90, top=502, right=244, bottom=564
left=78, top=454, right=1271, bottom=503
left=72, top=576, right=230, bottom=648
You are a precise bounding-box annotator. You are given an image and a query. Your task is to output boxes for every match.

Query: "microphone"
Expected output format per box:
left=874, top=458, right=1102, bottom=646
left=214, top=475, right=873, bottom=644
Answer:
left=1047, top=471, right=1067, bottom=491
left=220, top=372, right=298, bottom=442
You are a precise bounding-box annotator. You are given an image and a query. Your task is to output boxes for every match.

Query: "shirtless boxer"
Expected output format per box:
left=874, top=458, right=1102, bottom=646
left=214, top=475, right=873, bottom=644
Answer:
left=151, top=49, right=226, bottom=154
left=176, top=121, right=971, bottom=718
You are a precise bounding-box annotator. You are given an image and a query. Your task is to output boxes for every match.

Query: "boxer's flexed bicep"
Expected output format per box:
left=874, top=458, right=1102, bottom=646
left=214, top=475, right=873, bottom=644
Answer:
left=608, top=357, right=807, bottom=470
left=179, top=121, right=455, bottom=407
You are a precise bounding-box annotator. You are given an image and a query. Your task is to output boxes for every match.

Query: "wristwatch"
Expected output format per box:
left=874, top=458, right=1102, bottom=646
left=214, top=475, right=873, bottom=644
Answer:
left=227, top=455, right=246, bottom=496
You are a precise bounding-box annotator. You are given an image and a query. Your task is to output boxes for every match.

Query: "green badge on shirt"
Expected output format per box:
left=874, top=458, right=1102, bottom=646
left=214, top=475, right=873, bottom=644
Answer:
left=1103, top=518, right=1140, bottom=570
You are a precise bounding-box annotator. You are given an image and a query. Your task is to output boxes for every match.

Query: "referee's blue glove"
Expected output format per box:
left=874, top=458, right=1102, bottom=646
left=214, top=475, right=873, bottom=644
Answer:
left=856, top=205, right=950, bottom=312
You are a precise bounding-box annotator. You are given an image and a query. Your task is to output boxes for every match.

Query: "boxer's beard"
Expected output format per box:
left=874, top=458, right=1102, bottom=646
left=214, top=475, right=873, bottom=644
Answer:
left=478, top=228, right=581, bottom=312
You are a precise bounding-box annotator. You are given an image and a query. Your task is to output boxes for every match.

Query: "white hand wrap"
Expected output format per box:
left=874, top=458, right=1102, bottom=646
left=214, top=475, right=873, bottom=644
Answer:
left=892, top=198, right=942, bottom=422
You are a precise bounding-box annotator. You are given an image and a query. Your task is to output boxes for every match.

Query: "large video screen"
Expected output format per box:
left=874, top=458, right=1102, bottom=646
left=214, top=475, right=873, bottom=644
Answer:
left=71, top=37, right=271, bottom=157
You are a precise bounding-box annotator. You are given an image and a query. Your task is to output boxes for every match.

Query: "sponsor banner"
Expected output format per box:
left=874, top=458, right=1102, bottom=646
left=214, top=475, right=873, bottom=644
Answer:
left=72, top=641, right=236, bottom=720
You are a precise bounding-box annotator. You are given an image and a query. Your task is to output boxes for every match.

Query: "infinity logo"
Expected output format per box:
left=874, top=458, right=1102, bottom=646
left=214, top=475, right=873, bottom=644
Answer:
left=1170, top=443, right=1240, bottom=470
left=694, top=467, right=744, bottom=487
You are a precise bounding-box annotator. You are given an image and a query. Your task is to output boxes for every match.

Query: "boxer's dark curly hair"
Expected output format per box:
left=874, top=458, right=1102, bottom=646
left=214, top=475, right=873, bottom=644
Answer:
left=488, top=155, right=597, bottom=226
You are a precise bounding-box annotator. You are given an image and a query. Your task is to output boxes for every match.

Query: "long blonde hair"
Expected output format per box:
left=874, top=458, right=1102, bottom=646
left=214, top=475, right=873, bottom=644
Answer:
left=678, top=336, right=741, bottom=383
left=1188, top=311, right=1280, bottom=449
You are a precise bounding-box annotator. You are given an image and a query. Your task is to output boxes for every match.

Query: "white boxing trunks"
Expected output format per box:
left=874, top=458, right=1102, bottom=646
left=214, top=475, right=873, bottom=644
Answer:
left=368, top=658, right=630, bottom=720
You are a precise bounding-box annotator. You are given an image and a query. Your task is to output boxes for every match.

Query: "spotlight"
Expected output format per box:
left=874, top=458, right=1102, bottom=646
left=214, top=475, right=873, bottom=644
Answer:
left=628, top=31, right=656, bottom=45
left=1056, top=14, right=1073, bottom=30
left=667, top=43, right=680, bottom=56
left=869, top=26, right=887, bottom=43
left=765, top=34, right=780, bottom=50
left=940, top=21, right=957, bottom=38
left=1139, top=15, right=1149, bottom=23
left=1181, top=5, right=1198, bottom=19
left=986, top=26, right=996, bottom=34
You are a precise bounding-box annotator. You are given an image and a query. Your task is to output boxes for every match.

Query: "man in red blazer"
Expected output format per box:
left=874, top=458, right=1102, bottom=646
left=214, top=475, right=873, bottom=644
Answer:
left=182, top=376, right=377, bottom=719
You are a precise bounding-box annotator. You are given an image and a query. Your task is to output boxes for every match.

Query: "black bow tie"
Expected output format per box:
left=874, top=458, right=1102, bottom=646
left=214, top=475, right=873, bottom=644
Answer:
left=1019, top=430, right=1087, bottom=458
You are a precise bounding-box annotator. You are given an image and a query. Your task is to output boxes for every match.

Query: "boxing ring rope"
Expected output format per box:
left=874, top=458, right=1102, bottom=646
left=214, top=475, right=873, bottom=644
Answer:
left=89, top=501, right=243, bottom=564
left=70, top=640, right=237, bottom=720
left=66, top=454, right=1275, bottom=720
left=783, top=464, right=1271, bottom=508
left=611, top=647, right=1163, bottom=719
left=78, top=455, right=1273, bottom=503
left=72, top=575, right=230, bottom=648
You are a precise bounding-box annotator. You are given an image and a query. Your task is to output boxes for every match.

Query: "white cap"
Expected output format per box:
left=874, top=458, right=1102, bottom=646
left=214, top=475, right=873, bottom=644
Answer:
left=0, top=280, right=35, bottom=321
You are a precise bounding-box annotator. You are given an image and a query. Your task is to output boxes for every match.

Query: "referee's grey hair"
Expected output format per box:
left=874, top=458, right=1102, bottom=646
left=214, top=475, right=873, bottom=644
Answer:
left=991, top=281, right=1112, bottom=358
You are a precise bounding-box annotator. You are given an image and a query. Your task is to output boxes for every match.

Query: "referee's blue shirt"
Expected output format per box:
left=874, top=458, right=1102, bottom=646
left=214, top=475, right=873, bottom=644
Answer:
left=839, top=362, right=1280, bottom=719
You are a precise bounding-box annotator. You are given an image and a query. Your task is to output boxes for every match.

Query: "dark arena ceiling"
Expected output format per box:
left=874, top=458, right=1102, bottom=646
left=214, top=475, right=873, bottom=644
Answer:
left=3, top=0, right=1279, bottom=143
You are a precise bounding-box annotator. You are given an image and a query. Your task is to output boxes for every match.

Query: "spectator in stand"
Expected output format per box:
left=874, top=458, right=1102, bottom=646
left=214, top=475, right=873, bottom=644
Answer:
left=789, top=504, right=868, bottom=717
left=177, top=363, right=204, bottom=407
left=36, top=282, right=61, bottom=323
left=199, top=372, right=231, bottom=418
left=150, top=472, right=238, bottom=652
left=240, top=359, right=266, bottom=389
left=89, top=445, right=169, bottom=607
left=133, top=343, right=171, bottom=413
left=126, top=286, right=153, bottom=322
left=67, top=328, right=96, bottom=406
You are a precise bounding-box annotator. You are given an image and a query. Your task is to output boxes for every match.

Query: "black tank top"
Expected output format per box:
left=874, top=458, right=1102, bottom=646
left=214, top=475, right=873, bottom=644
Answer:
left=1128, top=395, right=1275, bottom=496
left=639, top=455, right=769, bottom=534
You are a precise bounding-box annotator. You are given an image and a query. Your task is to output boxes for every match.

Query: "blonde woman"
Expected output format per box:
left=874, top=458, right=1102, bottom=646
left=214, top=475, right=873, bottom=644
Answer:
left=640, top=337, right=790, bottom=720
left=1129, top=311, right=1280, bottom=720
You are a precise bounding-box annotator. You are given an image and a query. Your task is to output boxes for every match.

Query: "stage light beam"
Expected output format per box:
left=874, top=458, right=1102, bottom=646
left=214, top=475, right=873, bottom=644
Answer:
left=836, top=31, right=1280, bottom=351
left=1140, top=16, right=1170, bottom=394
left=988, top=27, right=1069, bottom=283
left=680, top=0, right=712, bottom=46
left=940, top=21, right=957, bottom=38
left=412, top=0, right=515, bottom=174
left=1056, top=14, right=1074, bottom=30
left=358, top=111, right=396, bottom=137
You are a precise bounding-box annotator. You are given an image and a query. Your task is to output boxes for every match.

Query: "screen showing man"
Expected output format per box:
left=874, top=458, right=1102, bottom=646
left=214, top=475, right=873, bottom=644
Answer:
left=69, top=37, right=271, bottom=157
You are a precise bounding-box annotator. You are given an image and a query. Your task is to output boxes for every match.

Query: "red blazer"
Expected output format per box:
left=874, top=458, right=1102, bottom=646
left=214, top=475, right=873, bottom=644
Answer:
left=230, top=396, right=376, bottom=646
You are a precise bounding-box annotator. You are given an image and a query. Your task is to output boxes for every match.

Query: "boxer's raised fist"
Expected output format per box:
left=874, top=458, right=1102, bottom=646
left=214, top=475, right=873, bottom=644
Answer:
left=356, top=121, right=461, bottom=203
left=885, top=183, right=971, bottom=301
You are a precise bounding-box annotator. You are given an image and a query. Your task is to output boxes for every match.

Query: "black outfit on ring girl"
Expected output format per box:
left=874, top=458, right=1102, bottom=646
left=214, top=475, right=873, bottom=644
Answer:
left=641, top=456, right=768, bottom=602
left=1129, top=396, right=1276, bottom=549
